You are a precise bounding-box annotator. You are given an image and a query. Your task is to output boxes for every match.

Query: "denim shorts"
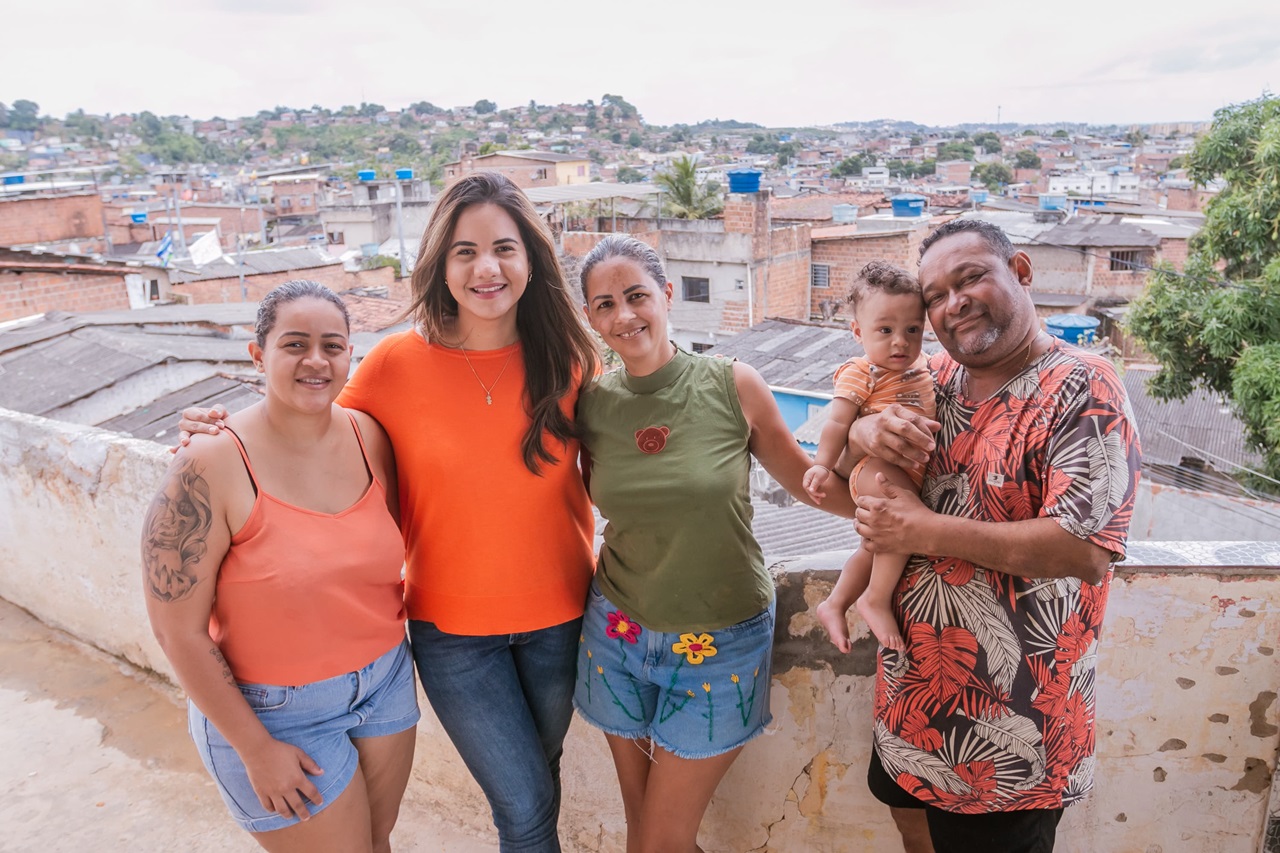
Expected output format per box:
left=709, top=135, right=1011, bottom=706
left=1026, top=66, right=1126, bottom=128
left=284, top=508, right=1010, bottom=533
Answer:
left=189, top=637, right=420, bottom=833
left=573, top=580, right=774, bottom=759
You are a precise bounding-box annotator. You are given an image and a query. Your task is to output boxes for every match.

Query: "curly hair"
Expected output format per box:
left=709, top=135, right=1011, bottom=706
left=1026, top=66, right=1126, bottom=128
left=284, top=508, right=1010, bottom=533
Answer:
left=848, top=261, right=921, bottom=314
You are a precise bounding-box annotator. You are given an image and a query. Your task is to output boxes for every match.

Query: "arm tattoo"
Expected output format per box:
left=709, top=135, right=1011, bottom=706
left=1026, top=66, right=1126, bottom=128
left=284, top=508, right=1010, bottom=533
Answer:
left=209, top=647, right=235, bottom=685
left=143, top=458, right=214, bottom=602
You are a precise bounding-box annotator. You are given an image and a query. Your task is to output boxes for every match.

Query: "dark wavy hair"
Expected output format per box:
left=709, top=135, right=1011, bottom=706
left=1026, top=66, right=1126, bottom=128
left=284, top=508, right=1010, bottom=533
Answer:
left=406, top=172, right=599, bottom=474
left=919, top=218, right=1015, bottom=263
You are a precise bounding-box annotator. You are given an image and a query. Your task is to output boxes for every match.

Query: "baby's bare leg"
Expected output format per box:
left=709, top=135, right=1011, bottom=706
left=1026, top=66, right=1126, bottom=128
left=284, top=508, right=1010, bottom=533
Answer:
left=816, top=547, right=872, bottom=654
left=854, top=457, right=919, bottom=651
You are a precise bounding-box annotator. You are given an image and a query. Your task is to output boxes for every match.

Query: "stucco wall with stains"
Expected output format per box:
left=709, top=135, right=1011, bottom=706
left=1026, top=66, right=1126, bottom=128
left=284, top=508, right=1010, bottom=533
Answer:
left=1, top=407, right=1277, bottom=852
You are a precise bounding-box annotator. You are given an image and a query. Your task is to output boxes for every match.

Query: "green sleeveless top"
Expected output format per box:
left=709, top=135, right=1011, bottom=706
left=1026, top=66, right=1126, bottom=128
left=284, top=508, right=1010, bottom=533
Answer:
left=578, top=347, right=770, bottom=632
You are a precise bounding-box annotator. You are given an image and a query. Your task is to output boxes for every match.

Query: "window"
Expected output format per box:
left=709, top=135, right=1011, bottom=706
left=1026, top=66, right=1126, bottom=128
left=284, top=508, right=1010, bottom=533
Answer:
left=328, top=230, right=344, bottom=245
left=577, top=165, right=586, bottom=176
left=280, top=197, right=293, bottom=210
left=691, top=342, right=713, bottom=354
left=811, top=264, right=830, bottom=288
left=533, top=168, right=548, bottom=180
left=1109, top=250, right=1147, bottom=272
left=148, top=279, right=161, bottom=301
left=367, top=186, right=380, bottom=201
left=681, top=276, right=710, bottom=303
left=299, top=195, right=311, bottom=207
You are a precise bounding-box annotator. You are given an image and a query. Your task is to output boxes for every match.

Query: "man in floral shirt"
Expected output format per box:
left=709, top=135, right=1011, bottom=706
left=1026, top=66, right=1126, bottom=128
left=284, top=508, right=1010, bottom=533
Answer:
left=848, top=219, right=1141, bottom=852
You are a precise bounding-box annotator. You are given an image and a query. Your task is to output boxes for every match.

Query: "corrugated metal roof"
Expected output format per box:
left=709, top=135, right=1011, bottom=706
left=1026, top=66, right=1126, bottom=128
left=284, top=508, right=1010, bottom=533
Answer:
left=708, top=318, right=942, bottom=394
left=0, top=329, right=165, bottom=415
left=1043, top=218, right=1161, bottom=248
left=169, top=247, right=338, bottom=283
left=1122, top=367, right=1259, bottom=471
left=98, top=374, right=263, bottom=443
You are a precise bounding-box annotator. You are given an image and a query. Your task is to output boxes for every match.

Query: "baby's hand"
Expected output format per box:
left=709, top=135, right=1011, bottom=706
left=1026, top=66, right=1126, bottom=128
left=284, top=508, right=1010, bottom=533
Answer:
left=802, top=464, right=831, bottom=502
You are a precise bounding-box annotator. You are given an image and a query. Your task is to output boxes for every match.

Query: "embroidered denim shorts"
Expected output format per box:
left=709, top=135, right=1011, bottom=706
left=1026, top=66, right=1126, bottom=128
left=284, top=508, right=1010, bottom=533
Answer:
left=188, top=637, right=420, bottom=833
left=573, top=580, right=775, bottom=759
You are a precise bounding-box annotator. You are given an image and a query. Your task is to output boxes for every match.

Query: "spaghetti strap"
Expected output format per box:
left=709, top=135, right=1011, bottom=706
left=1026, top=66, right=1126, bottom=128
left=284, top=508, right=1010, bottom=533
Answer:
left=222, top=426, right=261, bottom=496
left=344, top=409, right=377, bottom=481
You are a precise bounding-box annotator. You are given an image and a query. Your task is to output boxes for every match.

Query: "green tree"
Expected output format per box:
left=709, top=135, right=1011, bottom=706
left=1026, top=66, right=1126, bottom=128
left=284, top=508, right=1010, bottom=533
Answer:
left=627, top=131, right=642, bottom=148
left=474, top=99, right=497, bottom=114
left=972, top=131, right=1002, bottom=154
left=616, top=165, right=644, bottom=183
left=359, top=102, right=385, bottom=117
left=937, top=141, right=975, bottom=161
left=654, top=155, right=722, bottom=219
left=10, top=99, right=40, bottom=131
left=1127, top=94, right=1280, bottom=480
left=832, top=154, right=865, bottom=178
left=1052, top=129, right=1069, bottom=138
left=973, top=162, right=1013, bottom=190
left=776, top=141, right=798, bottom=166
left=1013, top=149, right=1042, bottom=169
left=601, top=93, right=638, bottom=120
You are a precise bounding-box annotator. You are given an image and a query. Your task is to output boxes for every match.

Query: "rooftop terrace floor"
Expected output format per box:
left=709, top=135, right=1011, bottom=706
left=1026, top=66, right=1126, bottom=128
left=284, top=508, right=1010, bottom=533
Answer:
left=0, top=598, right=496, bottom=852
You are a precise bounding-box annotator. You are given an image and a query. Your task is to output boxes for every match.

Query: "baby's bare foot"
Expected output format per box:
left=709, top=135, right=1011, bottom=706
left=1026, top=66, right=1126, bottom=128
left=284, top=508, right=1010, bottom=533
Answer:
left=856, top=596, right=904, bottom=651
left=816, top=598, right=853, bottom=653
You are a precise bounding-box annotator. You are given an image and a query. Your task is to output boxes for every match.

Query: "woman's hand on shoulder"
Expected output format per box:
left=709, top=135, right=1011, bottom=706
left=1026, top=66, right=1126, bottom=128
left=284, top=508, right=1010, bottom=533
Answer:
left=175, top=404, right=230, bottom=452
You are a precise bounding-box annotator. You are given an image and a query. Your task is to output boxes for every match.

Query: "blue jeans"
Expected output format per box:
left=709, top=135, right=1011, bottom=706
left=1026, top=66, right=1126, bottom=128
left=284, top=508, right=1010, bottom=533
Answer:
left=408, top=617, right=581, bottom=853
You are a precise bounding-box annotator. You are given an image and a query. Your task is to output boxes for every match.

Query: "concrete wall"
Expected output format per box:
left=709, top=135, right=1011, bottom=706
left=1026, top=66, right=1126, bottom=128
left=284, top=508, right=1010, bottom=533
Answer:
left=2, top=407, right=1277, bottom=853
left=1132, top=479, right=1280, bottom=542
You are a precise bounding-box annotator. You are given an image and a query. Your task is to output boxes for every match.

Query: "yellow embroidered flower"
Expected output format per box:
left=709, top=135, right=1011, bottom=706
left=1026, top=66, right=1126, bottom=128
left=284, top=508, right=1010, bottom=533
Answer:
left=686, top=689, right=695, bottom=698
left=587, top=649, right=593, bottom=658
left=731, top=674, right=740, bottom=683
left=671, top=633, right=717, bottom=665
left=702, top=682, right=711, bottom=692
left=596, top=665, right=603, bottom=674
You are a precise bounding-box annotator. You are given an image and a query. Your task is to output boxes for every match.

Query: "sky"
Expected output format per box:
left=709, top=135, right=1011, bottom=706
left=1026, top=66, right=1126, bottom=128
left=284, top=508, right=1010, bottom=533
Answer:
left=7, top=0, right=1279, bottom=129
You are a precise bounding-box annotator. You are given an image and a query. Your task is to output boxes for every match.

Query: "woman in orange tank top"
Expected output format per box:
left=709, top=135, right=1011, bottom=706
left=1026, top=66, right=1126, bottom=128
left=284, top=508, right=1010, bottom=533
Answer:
left=143, top=281, right=418, bottom=852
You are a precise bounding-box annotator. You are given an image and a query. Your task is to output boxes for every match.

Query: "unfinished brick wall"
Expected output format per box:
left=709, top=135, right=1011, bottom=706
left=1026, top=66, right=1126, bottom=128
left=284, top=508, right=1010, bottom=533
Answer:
left=760, top=224, right=812, bottom=321
left=172, top=264, right=395, bottom=304
left=0, top=271, right=130, bottom=321
left=809, top=231, right=920, bottom=320
left=0, top=194, right=106, bottom=246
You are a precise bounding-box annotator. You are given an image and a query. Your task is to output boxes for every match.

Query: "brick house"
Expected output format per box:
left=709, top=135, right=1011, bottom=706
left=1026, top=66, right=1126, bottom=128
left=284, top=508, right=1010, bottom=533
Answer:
left=167, top=247, right=395, bottom=304
left=442, top=151, right=591, bottom=189
left=0, top=193, right=108, bottom=253
left=808, top=219, right=932, bottom=322
left=0, top=247, right=171, bottom=321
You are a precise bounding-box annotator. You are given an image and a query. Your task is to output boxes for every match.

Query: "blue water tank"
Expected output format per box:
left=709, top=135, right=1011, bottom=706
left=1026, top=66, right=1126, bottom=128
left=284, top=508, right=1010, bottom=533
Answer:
left=130, top=212, right=148, bottom=224
left=890, top=194, right=926, bottom=217
left=357, top=169, right=377, bottom=182
left=971, top=189, right=990, bottom=204
left=1046, top=313, right=1100, bottom=344
left=1040, top=193, right=1067, bottom=211
left=727, top=169, right=762, bottom=194
left=2, top=175, right=24, bottom=185
left=395, top=168, right=414, bottom=180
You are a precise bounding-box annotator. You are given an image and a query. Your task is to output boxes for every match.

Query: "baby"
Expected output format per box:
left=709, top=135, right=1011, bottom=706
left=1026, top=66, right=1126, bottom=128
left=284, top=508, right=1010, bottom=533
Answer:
left=803, top=261, right=936, bottom=651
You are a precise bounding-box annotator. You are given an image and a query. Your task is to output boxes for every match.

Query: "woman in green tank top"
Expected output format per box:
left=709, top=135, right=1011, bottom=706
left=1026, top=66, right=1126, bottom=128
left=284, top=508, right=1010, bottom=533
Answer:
left=573, top=235, right=858, bottom=853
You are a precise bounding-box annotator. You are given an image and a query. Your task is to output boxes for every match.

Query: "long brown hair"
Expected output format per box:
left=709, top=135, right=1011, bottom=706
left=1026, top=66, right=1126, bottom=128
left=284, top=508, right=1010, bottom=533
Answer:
left=407, top=172, right=599, bottom=473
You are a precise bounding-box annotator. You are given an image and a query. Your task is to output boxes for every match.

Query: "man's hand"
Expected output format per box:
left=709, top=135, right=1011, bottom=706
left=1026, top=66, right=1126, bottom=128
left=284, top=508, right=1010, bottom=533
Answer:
left=856, top=473, right=934, bottom=555
left=849, top=403, right=939, bottom=474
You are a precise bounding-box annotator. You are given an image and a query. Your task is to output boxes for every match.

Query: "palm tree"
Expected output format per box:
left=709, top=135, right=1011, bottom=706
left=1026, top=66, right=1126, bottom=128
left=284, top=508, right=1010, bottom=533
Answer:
left=654, top=155, right=722, bottom=219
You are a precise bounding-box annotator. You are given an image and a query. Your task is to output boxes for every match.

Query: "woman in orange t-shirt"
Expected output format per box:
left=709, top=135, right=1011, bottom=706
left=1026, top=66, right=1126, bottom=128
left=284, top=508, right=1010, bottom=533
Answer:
left=146, top=281, right=417, bottom=852
left=182, top=174, right=600, bottom=852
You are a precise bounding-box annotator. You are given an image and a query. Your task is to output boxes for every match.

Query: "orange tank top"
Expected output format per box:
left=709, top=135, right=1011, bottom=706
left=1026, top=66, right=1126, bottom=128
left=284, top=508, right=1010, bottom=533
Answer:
left=211, top=412, right=407, bottom=686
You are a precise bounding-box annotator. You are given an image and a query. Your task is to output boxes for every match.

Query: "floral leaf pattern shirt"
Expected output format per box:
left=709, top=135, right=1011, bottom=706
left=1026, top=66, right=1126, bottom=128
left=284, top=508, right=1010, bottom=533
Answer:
left=874, top=339, right=1141, bottom=813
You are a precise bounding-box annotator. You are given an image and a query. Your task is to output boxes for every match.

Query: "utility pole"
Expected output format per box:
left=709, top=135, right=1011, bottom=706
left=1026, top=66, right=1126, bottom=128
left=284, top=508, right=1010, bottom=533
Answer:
left=238, top=207, right=248, bottom=301
left=172, top=182, right=188, bottom=253
left=394, top=172, right=407, bottom=278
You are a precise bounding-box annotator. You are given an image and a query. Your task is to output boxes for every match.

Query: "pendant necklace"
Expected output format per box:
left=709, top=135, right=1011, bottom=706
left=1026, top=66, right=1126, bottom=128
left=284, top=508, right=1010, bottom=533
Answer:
left=460, top=344, right=516, bottom=405
left=962, top=334, right=1041, bottom=402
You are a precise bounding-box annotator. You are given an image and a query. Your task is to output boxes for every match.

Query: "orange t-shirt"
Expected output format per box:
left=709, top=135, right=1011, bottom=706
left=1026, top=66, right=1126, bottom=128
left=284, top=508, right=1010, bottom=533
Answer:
left=212, top=414, right=408, bottom=685
left=338, top=331, right=595, bottom=635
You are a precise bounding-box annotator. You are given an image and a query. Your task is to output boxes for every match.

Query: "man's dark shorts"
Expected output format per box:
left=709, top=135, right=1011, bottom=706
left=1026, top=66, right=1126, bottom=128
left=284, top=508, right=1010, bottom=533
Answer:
left=868, top=746, right=1064, bottom=853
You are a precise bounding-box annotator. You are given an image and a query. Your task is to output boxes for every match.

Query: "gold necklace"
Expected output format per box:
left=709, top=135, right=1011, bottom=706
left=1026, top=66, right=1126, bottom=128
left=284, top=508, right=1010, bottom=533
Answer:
left=961, top=334, right=1041, bottom=401
left=460, top=345, right=516, bottom=406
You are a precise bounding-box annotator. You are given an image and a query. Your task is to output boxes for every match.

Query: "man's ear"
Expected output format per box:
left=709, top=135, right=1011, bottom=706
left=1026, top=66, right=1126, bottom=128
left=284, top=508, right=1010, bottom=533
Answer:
left=1009, top=251, right=1033, bottom=288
